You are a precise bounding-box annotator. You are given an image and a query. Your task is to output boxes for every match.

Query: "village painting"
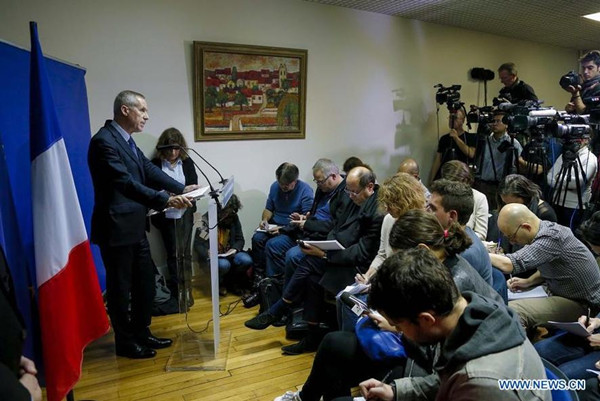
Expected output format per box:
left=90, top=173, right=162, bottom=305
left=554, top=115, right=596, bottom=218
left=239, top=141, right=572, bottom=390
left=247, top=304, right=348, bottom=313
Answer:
left=193, top=42, right=307, bottom=141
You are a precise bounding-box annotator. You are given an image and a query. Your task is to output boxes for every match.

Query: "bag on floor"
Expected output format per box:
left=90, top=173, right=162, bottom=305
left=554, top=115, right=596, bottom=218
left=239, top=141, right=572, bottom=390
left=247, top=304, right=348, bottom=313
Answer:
left=258, top=276, right=283, bottom=314
left=152, top=273, right=178, bottom=316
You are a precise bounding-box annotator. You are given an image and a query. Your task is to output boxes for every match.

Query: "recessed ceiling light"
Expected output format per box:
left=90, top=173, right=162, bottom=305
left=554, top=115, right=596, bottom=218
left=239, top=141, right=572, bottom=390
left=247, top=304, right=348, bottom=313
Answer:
left=583, top=12, right=600, bottom=22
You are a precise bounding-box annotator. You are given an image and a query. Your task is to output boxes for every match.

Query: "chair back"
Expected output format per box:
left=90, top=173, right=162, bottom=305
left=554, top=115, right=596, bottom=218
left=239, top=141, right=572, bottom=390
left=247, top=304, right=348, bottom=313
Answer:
left=542, top=358, right=579, bottom=401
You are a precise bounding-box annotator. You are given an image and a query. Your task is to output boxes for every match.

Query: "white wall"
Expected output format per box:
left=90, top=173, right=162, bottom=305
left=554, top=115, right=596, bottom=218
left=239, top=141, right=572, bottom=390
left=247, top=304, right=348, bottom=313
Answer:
left=0, top=0, right=578, bottom=259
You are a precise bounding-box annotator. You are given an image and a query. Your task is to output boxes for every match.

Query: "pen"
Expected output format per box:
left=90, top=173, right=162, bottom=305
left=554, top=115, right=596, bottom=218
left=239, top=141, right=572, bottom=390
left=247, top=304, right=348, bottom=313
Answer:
left=496, top=237, right=502, bottom=254
left=380, top=370, right=393, bottom=385
left=587, top=307, right=591, bottom=327
left=354, top=265, right=366, bottom=281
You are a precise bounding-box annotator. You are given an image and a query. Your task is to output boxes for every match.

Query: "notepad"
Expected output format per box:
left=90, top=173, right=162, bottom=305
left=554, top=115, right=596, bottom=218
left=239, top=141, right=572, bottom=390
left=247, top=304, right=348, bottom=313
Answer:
left=507, top=285, right=548, bottom=301
left=255, top=224, right=281, bottom=233
left=184, top=185, right=210, bottom=200
left=302, top=239, right=345, bottom=251
left=546, top=321, right=590, bottom=337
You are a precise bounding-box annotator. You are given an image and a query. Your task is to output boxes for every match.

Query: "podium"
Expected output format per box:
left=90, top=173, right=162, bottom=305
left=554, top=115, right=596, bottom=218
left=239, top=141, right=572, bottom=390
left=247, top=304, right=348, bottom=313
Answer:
left=165, top=176, right=235, bottom=371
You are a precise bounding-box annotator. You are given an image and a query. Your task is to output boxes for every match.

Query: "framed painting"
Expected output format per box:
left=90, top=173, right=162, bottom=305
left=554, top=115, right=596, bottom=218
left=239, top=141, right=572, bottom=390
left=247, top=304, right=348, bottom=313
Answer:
left=193, top=41, right=307, bottom=141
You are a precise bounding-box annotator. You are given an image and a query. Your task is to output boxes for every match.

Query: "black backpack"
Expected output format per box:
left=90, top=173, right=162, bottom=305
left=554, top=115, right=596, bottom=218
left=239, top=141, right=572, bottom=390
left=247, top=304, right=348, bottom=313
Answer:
left=258, top=276, right=283, bottom=314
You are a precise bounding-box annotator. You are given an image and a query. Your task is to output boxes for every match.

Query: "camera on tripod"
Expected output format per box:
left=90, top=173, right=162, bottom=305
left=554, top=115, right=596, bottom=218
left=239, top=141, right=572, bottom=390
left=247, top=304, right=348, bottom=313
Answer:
left=497, top=100, right=557, bottom=135
left=435, top=84, right=463, bottom=111
left=467, top=105, right=495, bottom=126
left=545, top=113, right=591, bottom=140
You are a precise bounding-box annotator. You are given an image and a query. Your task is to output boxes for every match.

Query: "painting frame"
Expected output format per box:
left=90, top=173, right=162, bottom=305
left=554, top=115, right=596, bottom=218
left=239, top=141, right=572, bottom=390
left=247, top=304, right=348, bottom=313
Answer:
left=193, top=41, right=307, bottom=141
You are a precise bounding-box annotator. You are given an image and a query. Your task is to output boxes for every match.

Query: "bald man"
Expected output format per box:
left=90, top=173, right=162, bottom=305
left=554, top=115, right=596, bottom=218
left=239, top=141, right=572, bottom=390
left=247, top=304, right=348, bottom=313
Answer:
left=490, top=203, right=600, bottom=333
left=397, top=158, right=431, bottom=199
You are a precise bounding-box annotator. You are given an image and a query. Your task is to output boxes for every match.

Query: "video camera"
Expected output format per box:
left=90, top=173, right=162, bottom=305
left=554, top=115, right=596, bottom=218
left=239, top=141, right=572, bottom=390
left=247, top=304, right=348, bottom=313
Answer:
left=582, top=95, right=600, bottom=123
left=545, top=113, right=591, bottom=140
left=497, top=100, right=557, bottom=135
left=435, top=84, right=463, bottom=112
left=467, top=105, right=495, bottom=126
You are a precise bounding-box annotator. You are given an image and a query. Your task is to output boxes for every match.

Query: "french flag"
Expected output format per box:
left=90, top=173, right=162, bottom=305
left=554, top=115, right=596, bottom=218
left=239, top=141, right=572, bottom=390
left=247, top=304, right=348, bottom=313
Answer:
left=29, top=22, right=109, bottom=401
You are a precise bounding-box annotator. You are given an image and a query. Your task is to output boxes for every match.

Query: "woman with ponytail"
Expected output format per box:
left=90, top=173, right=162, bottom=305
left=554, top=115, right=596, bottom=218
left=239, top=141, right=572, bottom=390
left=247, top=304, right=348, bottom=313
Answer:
left=389, top=209, right=503, bottom=303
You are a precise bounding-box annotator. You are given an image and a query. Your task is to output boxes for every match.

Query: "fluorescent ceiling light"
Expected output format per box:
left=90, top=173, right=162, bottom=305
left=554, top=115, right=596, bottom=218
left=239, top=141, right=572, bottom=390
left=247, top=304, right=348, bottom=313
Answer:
left=583, top=12, right=600, bottom=22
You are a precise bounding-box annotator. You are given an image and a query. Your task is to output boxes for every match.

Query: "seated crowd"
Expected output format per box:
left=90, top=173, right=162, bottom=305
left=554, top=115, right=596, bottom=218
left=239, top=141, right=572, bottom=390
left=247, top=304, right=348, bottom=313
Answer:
left=238, top=149, right=600, bottom=401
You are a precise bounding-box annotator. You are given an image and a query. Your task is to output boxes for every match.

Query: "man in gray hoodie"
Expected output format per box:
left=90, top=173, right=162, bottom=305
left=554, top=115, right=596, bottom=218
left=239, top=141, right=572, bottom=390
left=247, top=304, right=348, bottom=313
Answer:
left=360, top=248, right=550, bottom=401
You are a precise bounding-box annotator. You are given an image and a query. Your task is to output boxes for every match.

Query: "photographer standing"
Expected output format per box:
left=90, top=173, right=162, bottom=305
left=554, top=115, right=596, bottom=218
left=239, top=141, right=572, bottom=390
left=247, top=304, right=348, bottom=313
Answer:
left=498, top=62, right=538, bottom=104
left=547, top=138, right=597, bottom=229
left=564, top=50, right=600, bottom=115
left=429, top=109, right=477, bottom=182
left=474, top=111, right=524, bottom=210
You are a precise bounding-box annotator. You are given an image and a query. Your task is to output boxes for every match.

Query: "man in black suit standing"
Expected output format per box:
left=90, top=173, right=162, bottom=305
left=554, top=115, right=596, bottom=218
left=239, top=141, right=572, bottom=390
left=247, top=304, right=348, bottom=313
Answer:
left=88, top=90, right=195, bottom=359
left=0, top=246, right=42, bottom=400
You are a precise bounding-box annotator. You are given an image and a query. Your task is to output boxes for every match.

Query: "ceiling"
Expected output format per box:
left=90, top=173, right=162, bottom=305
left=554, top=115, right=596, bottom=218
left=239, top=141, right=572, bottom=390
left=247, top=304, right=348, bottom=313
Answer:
left=304, top=0, right=600, bottom=51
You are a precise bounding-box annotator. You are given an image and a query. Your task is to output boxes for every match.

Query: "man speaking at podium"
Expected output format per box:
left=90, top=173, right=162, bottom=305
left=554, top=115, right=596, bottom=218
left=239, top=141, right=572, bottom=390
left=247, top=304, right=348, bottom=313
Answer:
left=88, top=90, right=195, bottom=359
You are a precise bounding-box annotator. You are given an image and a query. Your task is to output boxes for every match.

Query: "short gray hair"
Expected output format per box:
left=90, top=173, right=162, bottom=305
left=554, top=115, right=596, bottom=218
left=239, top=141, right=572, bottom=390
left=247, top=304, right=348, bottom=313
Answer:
left=312, top=158, right=339, bottom=177
left=113, top=90, right=145, bottom=116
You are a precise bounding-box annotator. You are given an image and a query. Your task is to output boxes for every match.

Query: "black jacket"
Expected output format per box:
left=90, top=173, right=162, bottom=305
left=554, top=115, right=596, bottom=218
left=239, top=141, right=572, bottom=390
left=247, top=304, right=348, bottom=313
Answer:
left=320, top=185, right=384, bottom=294
left=279, top=180, right=346, bottom=241
left=88, top=121, right=185, bottom=246
left=0, top=246, right=29, bottom=400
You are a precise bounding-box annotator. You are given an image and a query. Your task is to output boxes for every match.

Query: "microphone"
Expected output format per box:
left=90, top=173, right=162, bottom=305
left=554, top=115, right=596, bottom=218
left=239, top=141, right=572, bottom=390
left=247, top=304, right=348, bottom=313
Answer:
left=339, top=292, right=372, bottom=315
left=182, top=147, right=226, bottom=184
left=176, top=147, right=218, bottom=200
left=156, top=144, right=181, bottom=150
left=157, top=144, right=226, bottom=184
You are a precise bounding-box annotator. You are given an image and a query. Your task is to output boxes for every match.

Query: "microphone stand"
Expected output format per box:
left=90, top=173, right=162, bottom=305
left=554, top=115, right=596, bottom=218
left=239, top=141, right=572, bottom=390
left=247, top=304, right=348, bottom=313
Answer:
left=177, top=147, right=221, bottom=205
left=183, top=147, right=227, bottom=185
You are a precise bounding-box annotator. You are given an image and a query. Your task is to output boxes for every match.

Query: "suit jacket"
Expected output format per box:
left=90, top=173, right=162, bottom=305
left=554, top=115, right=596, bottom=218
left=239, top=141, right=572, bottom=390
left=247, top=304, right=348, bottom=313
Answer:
left=279, top=181, right=346, bottom=241
left=320, top=185, right=384, bottom=294
left=0, top=246, right=30, bottom=400
left=88, top=120, right=185, bottom=246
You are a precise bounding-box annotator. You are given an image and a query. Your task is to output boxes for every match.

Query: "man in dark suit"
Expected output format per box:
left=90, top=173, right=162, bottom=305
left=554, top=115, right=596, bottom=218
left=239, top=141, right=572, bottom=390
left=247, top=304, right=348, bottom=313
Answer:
left=88, top=90, right=195, bottom=359
left=0, top=246, right=42, bottom=400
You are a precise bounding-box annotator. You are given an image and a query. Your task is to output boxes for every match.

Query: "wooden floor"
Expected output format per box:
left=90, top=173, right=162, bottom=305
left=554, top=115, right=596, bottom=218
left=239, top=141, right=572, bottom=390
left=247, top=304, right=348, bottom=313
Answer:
left=69, top=287, right=315, bottom=401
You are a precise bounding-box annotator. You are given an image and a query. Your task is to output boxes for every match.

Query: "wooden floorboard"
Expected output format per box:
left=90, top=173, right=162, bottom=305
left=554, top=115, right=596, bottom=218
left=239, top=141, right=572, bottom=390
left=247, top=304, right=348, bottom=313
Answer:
left=67, top=290, right=314, bottom=401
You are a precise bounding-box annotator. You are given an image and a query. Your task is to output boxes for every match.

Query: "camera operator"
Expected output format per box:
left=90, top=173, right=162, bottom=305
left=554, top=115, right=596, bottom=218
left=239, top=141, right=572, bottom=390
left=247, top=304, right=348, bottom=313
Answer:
left=564, top=50, right=600, bottom=115
left=429, top=109, right=477, bottom=182
left=547, top=137, right=597, bottom=229
left=474, top=111, right=524, bottom=210
left=497, top=62, right=538, bottom=104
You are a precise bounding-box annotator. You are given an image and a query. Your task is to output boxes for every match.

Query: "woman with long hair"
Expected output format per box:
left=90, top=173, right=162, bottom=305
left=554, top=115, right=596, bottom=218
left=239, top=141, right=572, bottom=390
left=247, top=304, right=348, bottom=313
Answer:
left=151, top=128, right=197, bottom=309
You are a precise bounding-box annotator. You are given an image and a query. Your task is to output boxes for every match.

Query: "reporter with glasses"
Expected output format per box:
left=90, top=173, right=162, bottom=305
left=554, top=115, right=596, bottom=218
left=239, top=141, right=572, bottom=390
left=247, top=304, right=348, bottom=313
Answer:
left=474, top=111, right=524, bottom=210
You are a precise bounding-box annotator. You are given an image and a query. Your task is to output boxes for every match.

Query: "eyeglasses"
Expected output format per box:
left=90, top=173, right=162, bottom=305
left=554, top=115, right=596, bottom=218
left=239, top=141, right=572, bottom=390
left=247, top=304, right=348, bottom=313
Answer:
left=313, top=174, right=332, bottom=185
left=507, top=223, right=524, bottom=242
left=344, top=187, right=364, bottom=197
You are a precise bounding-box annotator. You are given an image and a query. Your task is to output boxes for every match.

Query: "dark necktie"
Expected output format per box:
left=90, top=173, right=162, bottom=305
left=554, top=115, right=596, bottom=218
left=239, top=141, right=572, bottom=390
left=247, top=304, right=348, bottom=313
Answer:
left=128, top=137, right=138, bottom=159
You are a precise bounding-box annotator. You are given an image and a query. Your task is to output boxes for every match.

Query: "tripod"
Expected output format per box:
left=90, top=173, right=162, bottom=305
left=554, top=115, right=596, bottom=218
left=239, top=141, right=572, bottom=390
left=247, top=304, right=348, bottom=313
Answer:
left=522, top=135, right=553, bottom=197
left=551, top=141, right=586, bottom=229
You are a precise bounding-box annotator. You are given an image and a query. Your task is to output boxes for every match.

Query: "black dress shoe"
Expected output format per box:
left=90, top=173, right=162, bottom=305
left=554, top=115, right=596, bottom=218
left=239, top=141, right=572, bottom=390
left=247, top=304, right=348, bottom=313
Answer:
left=139, top=335, right=173, bottom=349
left=115, top=343, right=156, bottom=359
